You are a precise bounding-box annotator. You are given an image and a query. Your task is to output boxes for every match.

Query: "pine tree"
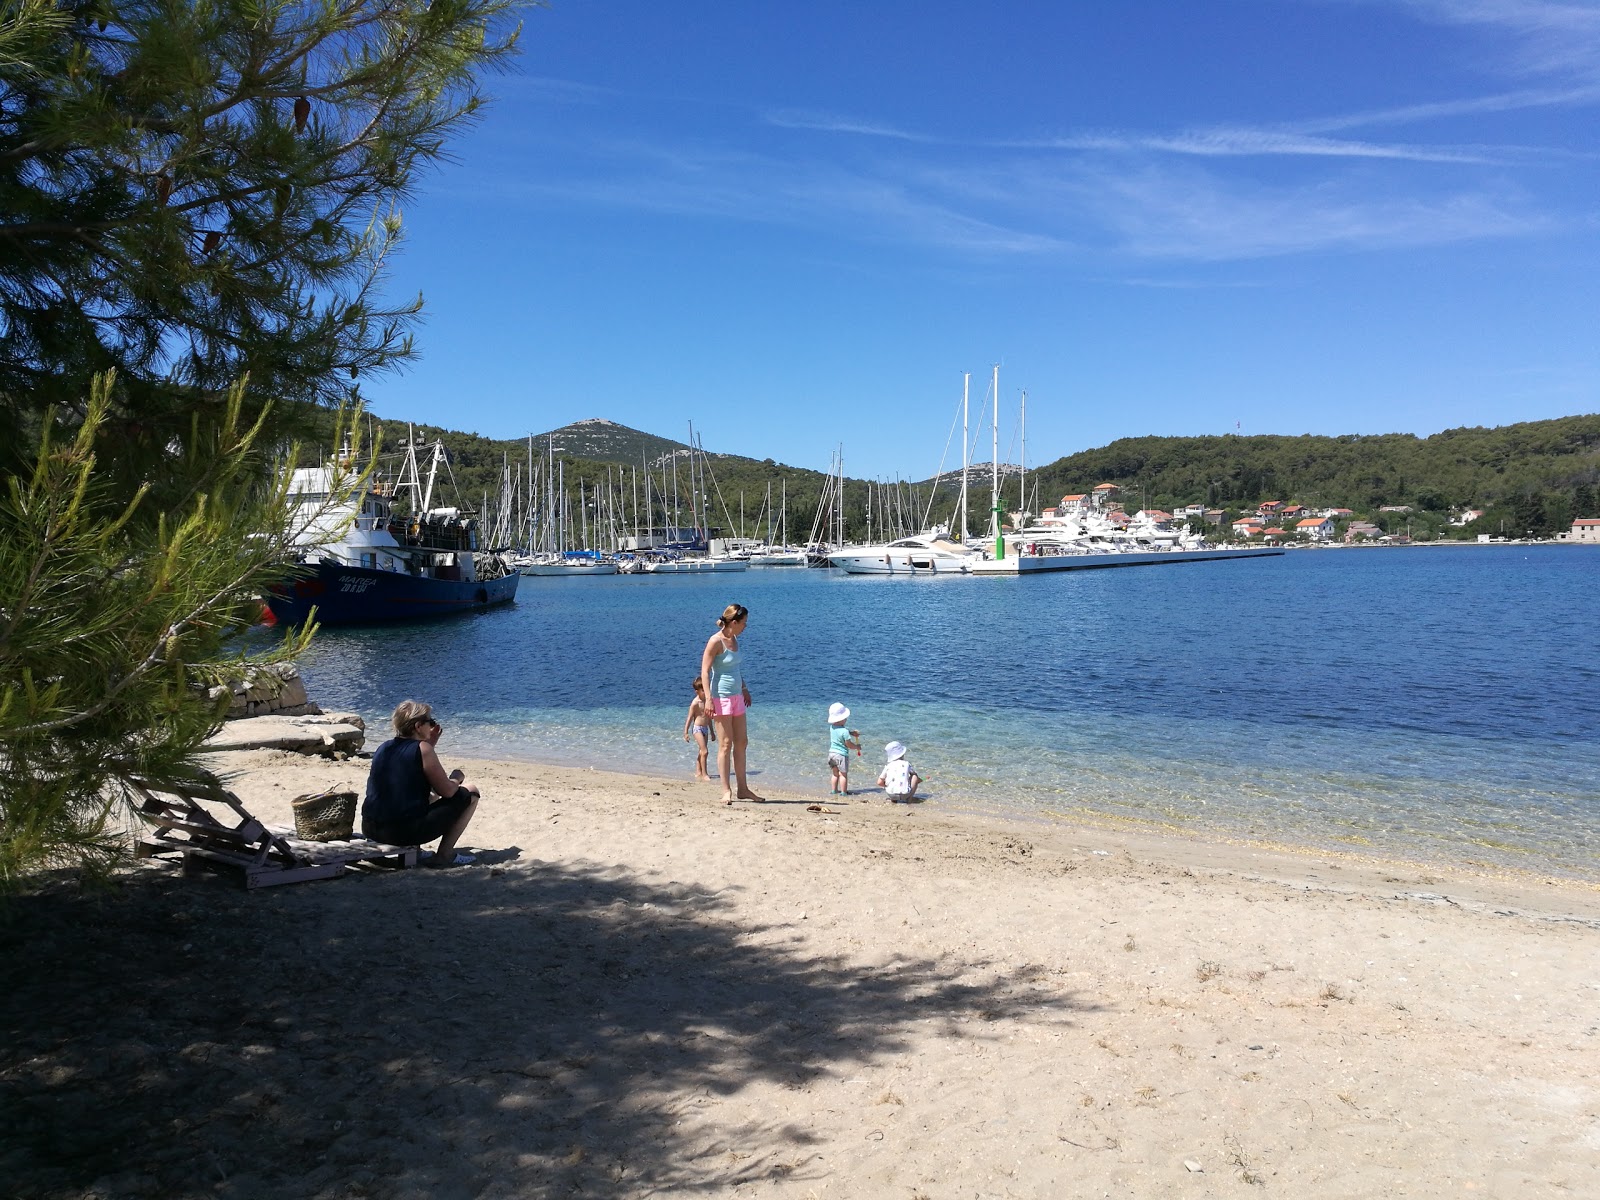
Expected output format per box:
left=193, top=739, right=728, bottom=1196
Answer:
left=0, top=0, right=520, bottom=479
left=0, top=0, right=522, bottom=889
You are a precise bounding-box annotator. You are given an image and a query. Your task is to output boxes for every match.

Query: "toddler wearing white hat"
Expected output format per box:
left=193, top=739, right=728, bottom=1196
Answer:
left=877, top=740, right=922, bottom=802
left=826, top=702, right=861, bottom=794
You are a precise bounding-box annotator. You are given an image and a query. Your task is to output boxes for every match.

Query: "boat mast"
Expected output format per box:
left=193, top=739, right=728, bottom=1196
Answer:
left=960, top=372, right=970, bottom=541
left=991, top=363, right=1003, bottom=560
left=422, top=438, right=442, bottom=513
left=1020, top=388, right=1027, bottom=524
left=838, top=448, right=851, bottom=550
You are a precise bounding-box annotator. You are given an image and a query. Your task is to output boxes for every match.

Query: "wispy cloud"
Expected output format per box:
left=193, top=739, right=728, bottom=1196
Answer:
left=1046, top=162, right=1549, bottom=261
left=764, top=109, right=937, bottom=143
left=1023, top=128, right=1501, bottom=163
left=500, top=75, right=620, bottom=103
left=1392, top=0, right=1600, bottom=81
left=473, top=139, right=1064, bottom=256
left=1297, top=82, right=1600, bottom=132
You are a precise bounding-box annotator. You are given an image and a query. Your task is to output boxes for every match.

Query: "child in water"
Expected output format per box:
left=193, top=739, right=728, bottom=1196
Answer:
left=826, top=702, right=862, bottom=794
left=877, top=741, right=922, bottom=802
left=682, top=678, right=714, bottom=781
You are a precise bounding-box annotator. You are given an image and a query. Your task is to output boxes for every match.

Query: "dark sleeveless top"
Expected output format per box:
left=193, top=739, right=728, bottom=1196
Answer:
left=363, top=738, right=431, bottom=831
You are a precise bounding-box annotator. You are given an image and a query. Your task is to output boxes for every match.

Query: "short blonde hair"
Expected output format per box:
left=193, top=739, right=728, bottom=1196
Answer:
left=391, top=699, right=434, bottom=738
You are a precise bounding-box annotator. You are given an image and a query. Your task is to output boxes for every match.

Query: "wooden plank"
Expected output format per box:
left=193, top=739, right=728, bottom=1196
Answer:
left=243, top=862, right=346, bottom=889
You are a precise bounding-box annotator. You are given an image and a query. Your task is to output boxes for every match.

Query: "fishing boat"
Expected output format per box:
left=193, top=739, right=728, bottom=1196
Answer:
left=265, top=435, right=519, bottom=625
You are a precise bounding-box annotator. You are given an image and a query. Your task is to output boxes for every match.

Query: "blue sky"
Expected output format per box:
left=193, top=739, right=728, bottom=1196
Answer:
left=371, top=0, right=1600, bottom=479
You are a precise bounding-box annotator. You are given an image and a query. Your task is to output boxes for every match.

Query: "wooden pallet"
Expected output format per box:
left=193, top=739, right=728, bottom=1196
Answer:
left=133, top=777, right=418, bottom=889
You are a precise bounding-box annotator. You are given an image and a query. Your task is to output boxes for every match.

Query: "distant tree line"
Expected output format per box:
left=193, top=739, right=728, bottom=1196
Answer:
left=1026, top=417, right=1600, bottom=538
left=373, top=413, right=1600, bottom=544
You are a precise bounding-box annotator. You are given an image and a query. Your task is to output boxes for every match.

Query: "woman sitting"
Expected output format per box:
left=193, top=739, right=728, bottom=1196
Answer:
left=362, top=700, right=480, bottom=867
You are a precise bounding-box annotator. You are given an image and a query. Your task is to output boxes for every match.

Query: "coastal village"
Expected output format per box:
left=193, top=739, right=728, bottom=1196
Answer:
left=1037, top=480, right=1599, bottom=545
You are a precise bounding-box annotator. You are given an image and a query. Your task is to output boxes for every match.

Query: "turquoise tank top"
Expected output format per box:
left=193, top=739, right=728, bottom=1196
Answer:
left=710, top=645, right=742, bottom=698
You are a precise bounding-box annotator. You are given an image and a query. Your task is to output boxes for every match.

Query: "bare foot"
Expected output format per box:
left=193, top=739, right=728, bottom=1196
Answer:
left=696, top=773, right=712, bottom=781
left=721, top=793, right=734, bottom=805
left=736, top=790, right=765, bottom=802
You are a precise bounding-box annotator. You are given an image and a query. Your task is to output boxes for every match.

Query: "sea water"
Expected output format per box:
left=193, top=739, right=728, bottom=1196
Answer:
left=293, top=545, right=1600, bottom=881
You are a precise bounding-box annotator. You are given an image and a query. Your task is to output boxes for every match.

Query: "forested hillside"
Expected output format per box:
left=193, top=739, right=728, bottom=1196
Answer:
left=347, top=411, right=1600, bottom=543
left=1026, top=416, right=1600, bottom=538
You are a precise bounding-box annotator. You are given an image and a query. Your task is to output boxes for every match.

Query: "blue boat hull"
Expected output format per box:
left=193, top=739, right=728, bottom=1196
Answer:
left=266, top=561, right=519, bottom=626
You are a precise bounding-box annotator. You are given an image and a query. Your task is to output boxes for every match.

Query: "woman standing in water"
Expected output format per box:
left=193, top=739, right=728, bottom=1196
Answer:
left=700, top=602, right=763, bottom=804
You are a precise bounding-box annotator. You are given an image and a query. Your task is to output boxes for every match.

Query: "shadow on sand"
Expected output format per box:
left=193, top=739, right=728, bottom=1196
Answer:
left=1, top=858, right=1094, bottom=1198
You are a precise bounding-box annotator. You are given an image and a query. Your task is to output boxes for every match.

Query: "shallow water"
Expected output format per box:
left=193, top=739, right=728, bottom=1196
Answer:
left=293, top=545, right=1600, bottom=880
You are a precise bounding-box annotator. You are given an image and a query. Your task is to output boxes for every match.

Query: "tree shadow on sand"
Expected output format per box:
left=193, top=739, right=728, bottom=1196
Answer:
left=1, top=859, right=1096, bottom=1198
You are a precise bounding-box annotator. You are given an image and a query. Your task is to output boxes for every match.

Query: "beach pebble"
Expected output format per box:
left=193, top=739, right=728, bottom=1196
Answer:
left=1184, top=1159, right=1204, bottom=1172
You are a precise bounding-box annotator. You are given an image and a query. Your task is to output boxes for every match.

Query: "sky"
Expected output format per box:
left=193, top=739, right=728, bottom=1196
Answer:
left=369, top=0, right=1600, bottom=479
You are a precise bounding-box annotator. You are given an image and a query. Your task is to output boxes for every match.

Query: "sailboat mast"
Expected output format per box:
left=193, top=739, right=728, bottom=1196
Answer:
left=960, top=372, right=970, bottom=541
left=838, top=448, right=851, bottom=550
left=991, top=363, right=1003, bottom=559
left=1020, top=388, right=1027, bottom=521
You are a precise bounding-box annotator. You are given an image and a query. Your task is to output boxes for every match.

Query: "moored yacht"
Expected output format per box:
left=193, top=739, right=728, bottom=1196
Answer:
left=828, top=533, right=978, bottom=574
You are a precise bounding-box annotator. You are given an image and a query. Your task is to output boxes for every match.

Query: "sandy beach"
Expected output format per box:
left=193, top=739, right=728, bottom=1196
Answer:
left=5, top=748, right=1598, bottom=1199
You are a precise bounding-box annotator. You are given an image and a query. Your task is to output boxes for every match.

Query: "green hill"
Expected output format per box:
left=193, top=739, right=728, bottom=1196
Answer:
left=354, top=411, right=1600, bottom=543
left=1026, top=416, right=1600, bottom=538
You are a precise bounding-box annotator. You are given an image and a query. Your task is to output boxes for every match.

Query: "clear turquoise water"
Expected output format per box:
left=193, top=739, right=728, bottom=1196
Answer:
left=292, top=546, right=1600, bottom=880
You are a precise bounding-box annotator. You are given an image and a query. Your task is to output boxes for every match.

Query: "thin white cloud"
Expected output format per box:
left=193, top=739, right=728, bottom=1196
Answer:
left=1050, top=162, right=1550, bottom=261
left=471, top=139, right=1064, bottom=256
left=500, top=75, right=619, bottom=103
left=764, top=109, right=936, bottom=143
left=1297, top=82, right=1600, bottom=132
left=1393, top=0, right=1600, bottom=80
left=1025, top=128, right=1501, bottom=163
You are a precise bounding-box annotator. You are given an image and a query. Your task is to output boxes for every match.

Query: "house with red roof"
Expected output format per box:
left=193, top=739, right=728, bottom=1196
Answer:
left=1562, top=517, right=1600, bottom=543
left=1232, top=518, right=1263, bottom=538
left=1257, top=500, right=1284, bottom=517
left=1295, top=516, right=1334, bottom=541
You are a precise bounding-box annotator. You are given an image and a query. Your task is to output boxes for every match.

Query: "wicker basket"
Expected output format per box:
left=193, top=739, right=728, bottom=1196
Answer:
left=291, top=789, right=357, bottom=842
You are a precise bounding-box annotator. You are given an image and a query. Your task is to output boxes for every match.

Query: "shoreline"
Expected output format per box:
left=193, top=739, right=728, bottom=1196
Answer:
left=280, top=730, right=1600, bottom=897
left=8, top=745, right=1597, bottom=1197
left=217, top=747, right=1600, bottom=926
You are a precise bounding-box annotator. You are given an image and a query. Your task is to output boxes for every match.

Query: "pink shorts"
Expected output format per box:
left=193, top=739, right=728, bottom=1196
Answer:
left=708, top=694, right=747, bottom=718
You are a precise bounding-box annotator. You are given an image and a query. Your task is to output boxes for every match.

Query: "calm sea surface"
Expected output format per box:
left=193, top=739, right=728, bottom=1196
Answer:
left=291, top=546, right=1600, bottom=881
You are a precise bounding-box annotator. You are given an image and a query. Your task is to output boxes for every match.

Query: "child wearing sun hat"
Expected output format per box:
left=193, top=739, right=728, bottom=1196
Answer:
left=826, top=702, right=862, bottom=794
left=877, top=740, right=922, bottom=802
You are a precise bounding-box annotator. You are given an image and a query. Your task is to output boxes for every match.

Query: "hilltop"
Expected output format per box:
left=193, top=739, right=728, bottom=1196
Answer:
left=525, top=418, right=692, bottom=466
left=360, top=411, right=1599, bottom=542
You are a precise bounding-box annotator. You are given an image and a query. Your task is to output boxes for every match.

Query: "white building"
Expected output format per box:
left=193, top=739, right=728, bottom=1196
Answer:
left=1561, top=518, right=1600, bottom=543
